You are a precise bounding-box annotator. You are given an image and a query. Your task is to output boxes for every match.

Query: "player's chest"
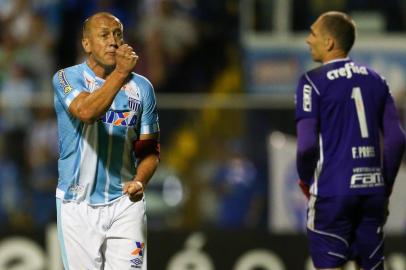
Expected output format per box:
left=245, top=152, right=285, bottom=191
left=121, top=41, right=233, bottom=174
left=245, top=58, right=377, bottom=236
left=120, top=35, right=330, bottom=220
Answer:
left=86, top=77, right=142, bottom=112
left=88, top=79, right=142, bottom=128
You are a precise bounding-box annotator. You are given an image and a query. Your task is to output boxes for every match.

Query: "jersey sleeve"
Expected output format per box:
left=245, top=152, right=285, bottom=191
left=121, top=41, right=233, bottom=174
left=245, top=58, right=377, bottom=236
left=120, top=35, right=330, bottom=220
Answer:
left=295, top=74, right=320, bottom=122
left=139, top=77, right=160, bottom=135
left=381, top=79, right=406, bottom=189
left=52, top=69, right=86, bottom=111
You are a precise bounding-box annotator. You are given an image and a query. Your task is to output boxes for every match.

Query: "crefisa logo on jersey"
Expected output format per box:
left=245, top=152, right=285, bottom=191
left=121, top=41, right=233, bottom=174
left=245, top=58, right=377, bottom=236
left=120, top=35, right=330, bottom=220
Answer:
left=130, top=241, right=145, bottom=268
left=326, top=62, right=368, bottom=80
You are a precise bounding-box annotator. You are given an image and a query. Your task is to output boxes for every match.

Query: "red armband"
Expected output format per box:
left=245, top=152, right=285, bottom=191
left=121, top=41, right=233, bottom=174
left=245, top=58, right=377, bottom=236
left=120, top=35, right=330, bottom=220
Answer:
left=133, top=139, right=160, bottom=159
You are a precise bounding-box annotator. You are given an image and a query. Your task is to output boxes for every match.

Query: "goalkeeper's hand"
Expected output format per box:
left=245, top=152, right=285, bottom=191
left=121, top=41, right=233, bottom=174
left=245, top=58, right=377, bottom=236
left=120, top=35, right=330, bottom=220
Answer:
left=297, top=179, right=310, bottom=200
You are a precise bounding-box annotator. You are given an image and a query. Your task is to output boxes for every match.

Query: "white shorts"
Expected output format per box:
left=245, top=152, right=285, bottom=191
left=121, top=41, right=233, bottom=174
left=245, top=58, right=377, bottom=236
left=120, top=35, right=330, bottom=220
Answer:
left=56, top=195, right=147, bottom=270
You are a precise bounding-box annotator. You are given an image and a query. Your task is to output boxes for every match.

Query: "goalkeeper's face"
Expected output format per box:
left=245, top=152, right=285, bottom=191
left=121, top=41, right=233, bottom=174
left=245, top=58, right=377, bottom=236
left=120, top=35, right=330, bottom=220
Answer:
left=306, top=18, right=327, bottom=63
left=82, top=14, right=124, bottom=68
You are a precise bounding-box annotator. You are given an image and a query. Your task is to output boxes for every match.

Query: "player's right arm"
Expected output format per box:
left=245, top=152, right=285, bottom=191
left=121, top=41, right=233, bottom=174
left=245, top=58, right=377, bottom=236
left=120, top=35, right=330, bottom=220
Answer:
left=69, top=44, right=138, bottom=124
left=381, top=84, right=405, bottom=195
left=297, top=119, right=318, bottom=183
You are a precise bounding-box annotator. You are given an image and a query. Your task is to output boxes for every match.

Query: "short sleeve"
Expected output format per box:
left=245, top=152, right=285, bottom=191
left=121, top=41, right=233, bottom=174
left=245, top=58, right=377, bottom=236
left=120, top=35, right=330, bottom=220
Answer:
left=295, top=74, right=320, bottom=122
left=52, top=69, right=86, bottom=111
left=139, top=78, right=160, bottom=135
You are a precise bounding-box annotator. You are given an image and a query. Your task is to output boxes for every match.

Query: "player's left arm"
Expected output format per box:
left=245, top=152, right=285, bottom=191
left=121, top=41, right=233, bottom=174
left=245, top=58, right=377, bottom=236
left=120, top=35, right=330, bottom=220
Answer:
left=381, top=91, right=406, bottom=195
left=123, top=132, right=160, bottom=202
left=123, top=77, right=160, bottom=202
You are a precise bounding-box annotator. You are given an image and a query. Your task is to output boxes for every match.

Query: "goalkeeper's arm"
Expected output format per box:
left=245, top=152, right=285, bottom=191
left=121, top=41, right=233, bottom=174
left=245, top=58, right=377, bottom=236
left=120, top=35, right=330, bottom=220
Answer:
left=296, top=118, right=319, bottom=186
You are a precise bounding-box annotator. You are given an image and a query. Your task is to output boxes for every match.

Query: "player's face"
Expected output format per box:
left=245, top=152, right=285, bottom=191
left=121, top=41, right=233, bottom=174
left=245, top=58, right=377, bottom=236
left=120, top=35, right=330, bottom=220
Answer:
left=306, top=17, right=327, bottom=63
left=85, top=15, right=124, bottom=68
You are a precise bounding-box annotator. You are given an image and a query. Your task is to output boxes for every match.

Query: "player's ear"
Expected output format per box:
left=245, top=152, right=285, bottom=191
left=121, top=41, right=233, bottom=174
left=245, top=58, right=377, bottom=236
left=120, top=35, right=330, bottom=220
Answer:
left=325, top=37, right=334, bottom=51
left=82, top=38, right=91, bottom=53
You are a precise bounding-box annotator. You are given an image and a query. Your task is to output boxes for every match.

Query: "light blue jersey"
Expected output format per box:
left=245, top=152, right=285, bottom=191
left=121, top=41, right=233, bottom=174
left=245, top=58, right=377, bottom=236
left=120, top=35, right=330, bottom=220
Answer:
left=53, top=62, right=159, bottom=205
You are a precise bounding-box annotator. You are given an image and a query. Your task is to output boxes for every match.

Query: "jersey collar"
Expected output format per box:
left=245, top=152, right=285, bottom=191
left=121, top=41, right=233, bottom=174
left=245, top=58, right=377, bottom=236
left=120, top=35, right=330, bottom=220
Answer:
left=83, top=61, right=106, bottom=82
left=323, top=57, right=351, bottom=65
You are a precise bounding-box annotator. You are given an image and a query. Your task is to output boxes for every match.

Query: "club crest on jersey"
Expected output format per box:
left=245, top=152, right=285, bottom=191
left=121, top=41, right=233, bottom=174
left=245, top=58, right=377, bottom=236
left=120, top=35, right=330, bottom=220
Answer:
left=100, top=110, right=137, bottom=127
left=124, top=81, right=141, bottom=112
left=128, top=97, right=141, bottom=112
left=58, top=70, right=72, bottom=94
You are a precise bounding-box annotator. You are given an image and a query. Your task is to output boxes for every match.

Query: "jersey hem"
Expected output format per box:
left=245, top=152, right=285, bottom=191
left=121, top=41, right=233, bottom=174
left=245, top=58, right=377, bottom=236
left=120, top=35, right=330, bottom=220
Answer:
left=56, top=188, right=127, bottom=206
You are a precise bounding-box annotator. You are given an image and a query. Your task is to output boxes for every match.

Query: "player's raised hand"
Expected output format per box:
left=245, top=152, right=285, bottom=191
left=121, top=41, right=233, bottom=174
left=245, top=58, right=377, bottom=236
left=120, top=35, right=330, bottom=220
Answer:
left=115, top=44, right=138, bottom=75
left=123, top=180, right=144, bottom=202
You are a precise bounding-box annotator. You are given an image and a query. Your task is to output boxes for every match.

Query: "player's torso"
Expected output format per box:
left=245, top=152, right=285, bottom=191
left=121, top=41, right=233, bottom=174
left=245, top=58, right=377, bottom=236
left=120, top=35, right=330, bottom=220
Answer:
left=56, top=63, right=144, bottom=204
left=308, top=60, right=387, bottom=196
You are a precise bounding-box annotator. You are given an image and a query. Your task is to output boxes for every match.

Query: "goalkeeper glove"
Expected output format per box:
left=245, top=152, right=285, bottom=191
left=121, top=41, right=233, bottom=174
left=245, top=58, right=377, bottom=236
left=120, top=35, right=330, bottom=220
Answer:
left=297, top=179, right=310, bottom=200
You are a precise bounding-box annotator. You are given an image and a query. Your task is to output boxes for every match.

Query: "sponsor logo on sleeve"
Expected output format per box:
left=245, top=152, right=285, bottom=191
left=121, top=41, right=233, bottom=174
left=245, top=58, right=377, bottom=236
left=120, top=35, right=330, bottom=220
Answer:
left=303, top=84, right=312, bottom=112
left=58, top=70, right=73, bottom=94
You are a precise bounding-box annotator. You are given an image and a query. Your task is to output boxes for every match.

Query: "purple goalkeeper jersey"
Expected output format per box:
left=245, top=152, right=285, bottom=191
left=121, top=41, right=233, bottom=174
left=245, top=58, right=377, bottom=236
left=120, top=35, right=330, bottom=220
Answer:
left=295, top=58, right=392, bottom=196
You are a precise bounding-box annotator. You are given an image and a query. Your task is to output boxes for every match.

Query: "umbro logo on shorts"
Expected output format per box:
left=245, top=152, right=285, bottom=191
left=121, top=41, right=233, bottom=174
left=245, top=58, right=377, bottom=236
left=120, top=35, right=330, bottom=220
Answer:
left=130, top=241, right=145, bottom=268
left=130, top=258, right=142, bottom=268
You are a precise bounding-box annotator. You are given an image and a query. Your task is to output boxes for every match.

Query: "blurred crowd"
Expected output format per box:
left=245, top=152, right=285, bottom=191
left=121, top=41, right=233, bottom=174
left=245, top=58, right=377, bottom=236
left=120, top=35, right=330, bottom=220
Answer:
left=292, top=0, right=406, bottom=32
left=253, top=0, right=406, bottom=32
left=1, top=0, right=406, bottom=233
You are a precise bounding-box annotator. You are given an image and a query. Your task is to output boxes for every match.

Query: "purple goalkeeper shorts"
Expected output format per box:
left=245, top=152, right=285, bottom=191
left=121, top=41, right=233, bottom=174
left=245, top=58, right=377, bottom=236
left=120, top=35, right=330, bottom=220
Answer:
left=306, top=194, right=388, bottom=269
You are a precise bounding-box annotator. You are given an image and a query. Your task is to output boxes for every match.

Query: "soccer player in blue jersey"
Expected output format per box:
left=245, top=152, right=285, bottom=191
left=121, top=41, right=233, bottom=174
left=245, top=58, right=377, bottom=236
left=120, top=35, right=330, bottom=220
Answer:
left=295, top=11, right=405, bottom=270
left=52, top=12, right=160, bottom=270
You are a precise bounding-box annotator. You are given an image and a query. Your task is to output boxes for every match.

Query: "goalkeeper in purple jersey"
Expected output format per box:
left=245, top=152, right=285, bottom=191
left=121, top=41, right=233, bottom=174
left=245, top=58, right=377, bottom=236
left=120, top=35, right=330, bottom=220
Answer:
left=295, top=11, right=405, bottom=270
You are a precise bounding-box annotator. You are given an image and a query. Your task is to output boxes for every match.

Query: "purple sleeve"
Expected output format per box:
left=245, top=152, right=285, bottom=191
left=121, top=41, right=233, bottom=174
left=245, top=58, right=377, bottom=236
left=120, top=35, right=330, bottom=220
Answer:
left=295, top=74, right=320, bottom=122
left=382, top=97, right=406, bottom=189
left=296, top=118, right=319, bottom=184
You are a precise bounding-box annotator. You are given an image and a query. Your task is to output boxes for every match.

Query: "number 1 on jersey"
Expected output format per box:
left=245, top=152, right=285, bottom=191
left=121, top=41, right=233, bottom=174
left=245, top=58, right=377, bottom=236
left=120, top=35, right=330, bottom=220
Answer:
left=351, top=87, right=369, bottom=138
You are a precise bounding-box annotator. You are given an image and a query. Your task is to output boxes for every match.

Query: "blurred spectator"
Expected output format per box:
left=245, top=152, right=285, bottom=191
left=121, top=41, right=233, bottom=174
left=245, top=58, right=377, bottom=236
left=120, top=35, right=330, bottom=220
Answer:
left=1, top=0, right=33, bottom=44
left=0, top=0, right=15, bottom=21
left=137, top=0, right=197, bottom=91
left=31, top=0, right=62, bottom=37
left=26, top=107, right=58, bottom=228
left=0, top=134, right=29, bottom=232
left=213, top=140, right=266, bottom=229
left=0, top=63, right=35, bottom=131
left=24, top=13, right=55, bottom=94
